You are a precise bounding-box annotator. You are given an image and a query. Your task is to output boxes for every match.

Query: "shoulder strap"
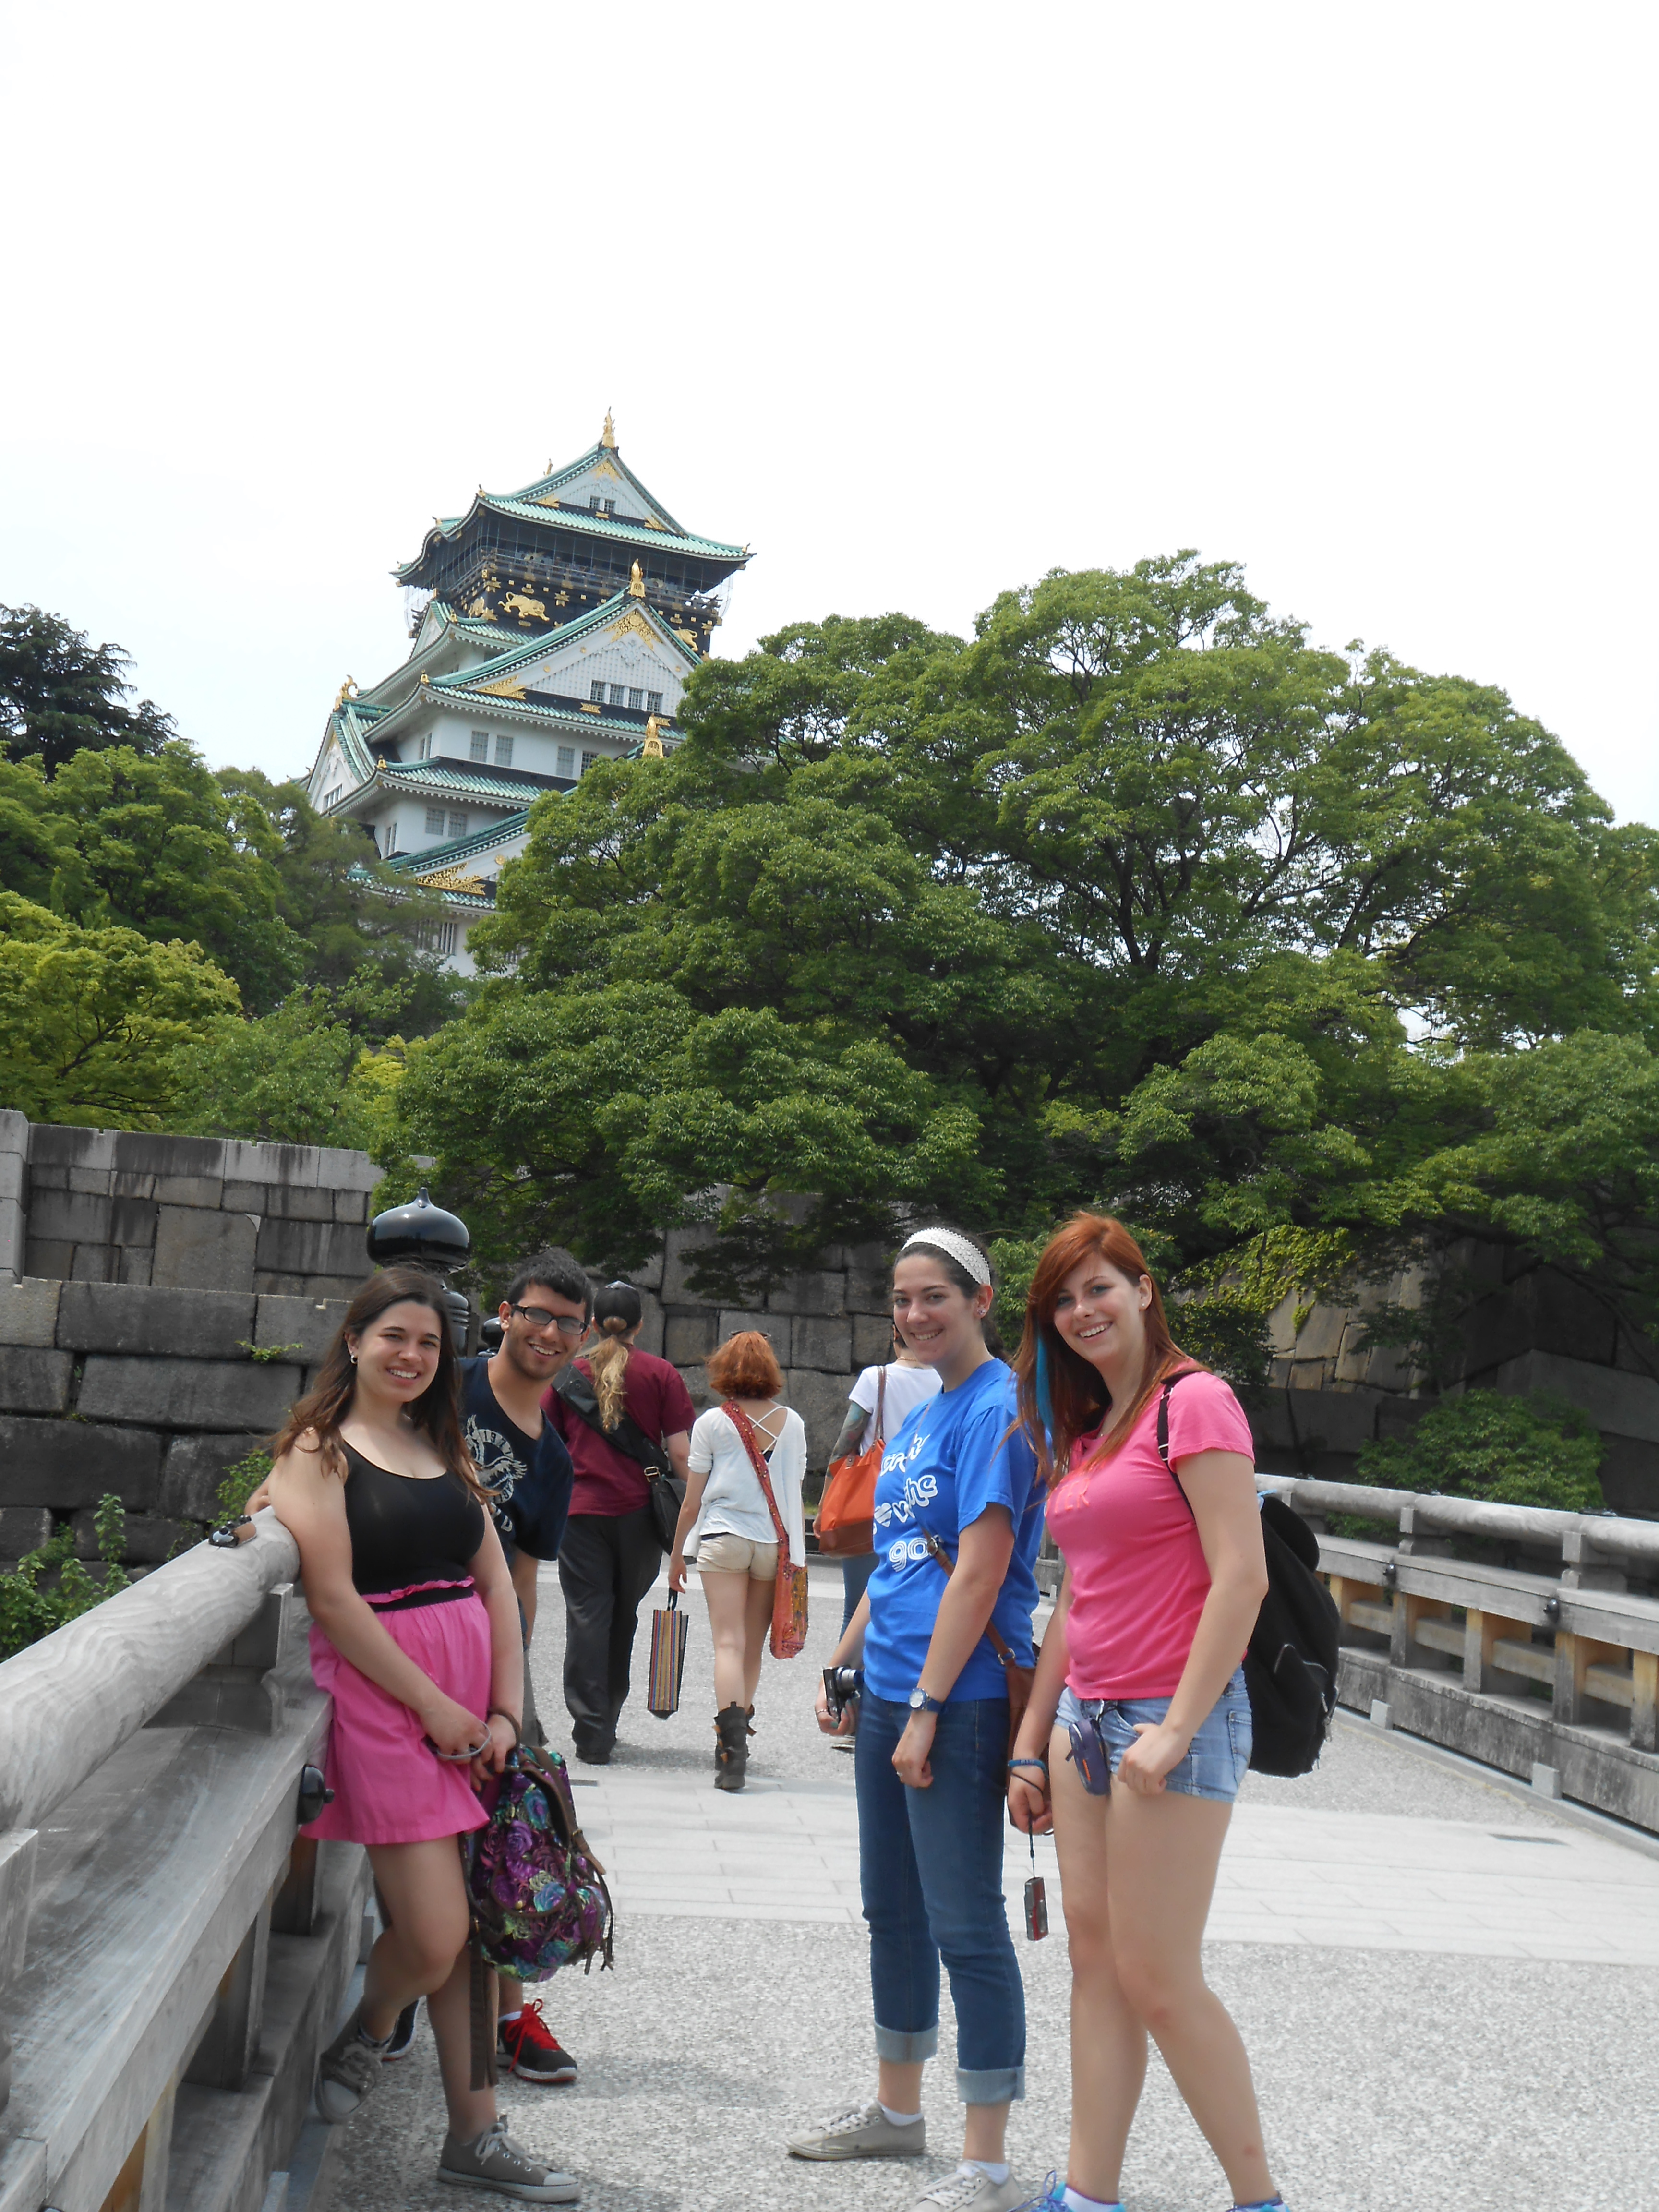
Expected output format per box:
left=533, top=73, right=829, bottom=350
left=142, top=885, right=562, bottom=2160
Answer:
left=874, top=1364, right=887, bottom=1446
left=919, top=1529, right=1020, bottom=1671
left=553, top=1363, right=669, bottom=1476
left=721, top=1401, right=792, bottom=1563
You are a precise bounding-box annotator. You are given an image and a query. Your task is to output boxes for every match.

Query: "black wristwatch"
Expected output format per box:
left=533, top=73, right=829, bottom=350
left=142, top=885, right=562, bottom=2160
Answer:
left=908, top=1688, right=946, bottom=1714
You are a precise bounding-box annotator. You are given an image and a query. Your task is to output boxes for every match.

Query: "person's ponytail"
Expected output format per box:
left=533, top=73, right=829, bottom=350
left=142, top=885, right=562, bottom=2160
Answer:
left=588, top=1280, right=643, bottom=1431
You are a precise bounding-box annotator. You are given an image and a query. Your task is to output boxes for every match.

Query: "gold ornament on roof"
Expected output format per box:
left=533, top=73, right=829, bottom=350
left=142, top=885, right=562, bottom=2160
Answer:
left=419, top=863, right=488, bottom=893
left=641, top=715, right=665, bottom=759
left=601, top=409, right=617, bottom=449
left=476, top=675, right=526, bottom=700
left=333, top=675, right=358, bottom=708
left=608, top=609, right=654, bottom=643
left=628, top=559, right=646, bottom=599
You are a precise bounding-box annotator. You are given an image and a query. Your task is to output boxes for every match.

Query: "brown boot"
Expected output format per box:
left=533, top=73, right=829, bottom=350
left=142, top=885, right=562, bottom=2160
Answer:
left=714, top=1702, right=749, bottom=1791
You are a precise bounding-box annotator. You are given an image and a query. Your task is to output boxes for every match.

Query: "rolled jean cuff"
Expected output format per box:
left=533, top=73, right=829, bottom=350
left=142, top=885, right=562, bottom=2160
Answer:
left=958, top=2064, right=1024, bottom=2105
left=874, top=2021, right=938, bottom=2063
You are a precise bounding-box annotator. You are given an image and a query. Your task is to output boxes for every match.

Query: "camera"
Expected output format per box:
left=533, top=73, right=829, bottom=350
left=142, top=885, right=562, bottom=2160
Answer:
left=823, top=1665, right=861, bottom=1722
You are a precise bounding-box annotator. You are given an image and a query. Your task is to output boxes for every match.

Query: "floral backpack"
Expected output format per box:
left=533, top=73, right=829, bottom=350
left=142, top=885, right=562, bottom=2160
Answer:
left=462, top=1743, right=613, bottom=2079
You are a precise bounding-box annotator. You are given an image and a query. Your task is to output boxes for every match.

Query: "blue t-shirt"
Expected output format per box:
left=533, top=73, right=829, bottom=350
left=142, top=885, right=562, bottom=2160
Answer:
left=861, top=1358, right=1043, bottom=1705
left=458, top=1355, right=573, bottom=1564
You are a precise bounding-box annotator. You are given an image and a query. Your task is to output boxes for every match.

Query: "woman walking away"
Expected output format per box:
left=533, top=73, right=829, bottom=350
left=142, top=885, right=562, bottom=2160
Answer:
left=265, top=1266, right=577, bottom=2204
left=667, top=1329, right=807, bottom=1790
left=1005, top=1214, right=1283, bottom=2212
left=825, top=1324, right=942, bottom=1636
left=544, top=1281, right=695, bottom=1764
left=789, top=1228, right=1044, bottom=2212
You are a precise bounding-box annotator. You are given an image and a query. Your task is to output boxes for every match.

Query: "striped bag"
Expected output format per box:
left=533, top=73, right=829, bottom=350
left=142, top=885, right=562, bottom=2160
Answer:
left=647, top=1589, right=689, bottom=1717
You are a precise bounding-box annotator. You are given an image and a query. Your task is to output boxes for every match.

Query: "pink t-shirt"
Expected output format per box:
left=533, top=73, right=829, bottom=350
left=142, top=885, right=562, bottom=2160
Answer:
left=1047, top=1369, right=1254, bottom=1699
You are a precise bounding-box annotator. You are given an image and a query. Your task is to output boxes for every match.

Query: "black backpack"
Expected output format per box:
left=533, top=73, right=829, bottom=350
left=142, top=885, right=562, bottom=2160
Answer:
left=1158, top=1374, right=1340, bottom=1777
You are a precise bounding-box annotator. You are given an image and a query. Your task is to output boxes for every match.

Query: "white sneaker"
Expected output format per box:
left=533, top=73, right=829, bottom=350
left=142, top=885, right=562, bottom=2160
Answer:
left=786, top=2099, right=926, bottom=2159
left=913, top=2167, right=1029, bottom=2212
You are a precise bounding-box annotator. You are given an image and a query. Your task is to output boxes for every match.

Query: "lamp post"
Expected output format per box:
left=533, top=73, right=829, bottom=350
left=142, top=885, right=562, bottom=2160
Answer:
left=365, top=1187, right=472, bottom=1349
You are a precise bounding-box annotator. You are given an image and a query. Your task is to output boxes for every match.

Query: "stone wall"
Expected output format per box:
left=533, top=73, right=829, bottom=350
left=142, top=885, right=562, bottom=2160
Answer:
left=0, top=1112, right=381, bottom=1298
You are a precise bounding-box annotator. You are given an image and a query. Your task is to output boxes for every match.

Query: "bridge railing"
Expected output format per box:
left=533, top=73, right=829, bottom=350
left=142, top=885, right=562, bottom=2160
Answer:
left=0, top=1512, right=368, bottom=2212
left=1263, top=1475, right=1659, bottom=1830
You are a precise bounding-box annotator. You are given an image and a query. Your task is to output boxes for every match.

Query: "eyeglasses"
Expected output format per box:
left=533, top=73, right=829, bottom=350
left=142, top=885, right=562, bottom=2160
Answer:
left=510, top=1305, right=587, bottom=1338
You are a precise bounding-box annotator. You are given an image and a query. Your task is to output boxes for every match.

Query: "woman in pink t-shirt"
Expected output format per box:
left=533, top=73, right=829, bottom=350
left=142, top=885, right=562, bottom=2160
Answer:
left=1005, top=1215, right=1284, bottom=2212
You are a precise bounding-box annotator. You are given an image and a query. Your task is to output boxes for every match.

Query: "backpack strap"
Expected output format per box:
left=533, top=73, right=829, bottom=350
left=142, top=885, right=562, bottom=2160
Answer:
left=553, top=1362, right=671, bottom=1477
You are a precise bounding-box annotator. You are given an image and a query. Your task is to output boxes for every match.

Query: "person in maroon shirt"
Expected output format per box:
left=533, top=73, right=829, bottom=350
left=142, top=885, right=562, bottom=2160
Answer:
left=542, top=1280, right=695, bottom=1762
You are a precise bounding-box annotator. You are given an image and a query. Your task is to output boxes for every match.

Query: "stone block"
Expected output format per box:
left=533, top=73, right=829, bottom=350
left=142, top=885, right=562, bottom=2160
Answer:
left=717, top=1310, right=772, bottom=1347
left=265, top=1185, right=334, bottom=1221
left=0, top=1414, right=162, bottom=1508
left=314, top=1145, right=385, bottom=1192
left=0, top=1278, right=60, bottom=1348
left=159, top=1431, right=271, bottom=1521
left=253, top=1216, right=366, bottom=1279
left=853, top=1312, right=897, bottom=1368
left=0, top=1194, right=24, bottom=1282
left=0, top=1348, right=73, bottom=1413
left=0, top=1506, right=52, bottom=1558
left=112, top=1170, right=157, bottom=1199
left=118, top=1247, right=154, bottom=1286
left=153, top=1206, right=258, bottom=1293
left=632, top=1297, right=665, bottom=1358
left=660, top=1230, right=718, bottom=1305
left=70, top=1243, right=116, bottom=1282
left=78, top=1355, right=301, bottom=1431
left=664, top=1311, right=718, bottom=1365
left=109, top=1196, right=158, bottom=1247
left=675, top=1363, right=718, bottom=1418
left=332, top=1189, right=369, bottom=1225
left=783, top=1368, right=855, bottom=1465
left=67, top=1166, right=116, bottom=1196
left=791, top=1314, right=852, bottom=1372
left=222, top=1180, right=268, bottom=1212
left=0, top=1153, right=24, bottom=1206
left=255, top=1294, right=348, bottom=1365
left=26, top=1125, right=119, bottom=1171
left=71, top=1509, right=196, bottom=1563
left=57, top=1281, right=258, bottom=1358
left=632, top=1248, right=664, bottom=1292
left=845, top=1266, right=892, bottom=1315
left=23, top=1239, right=72, bottom=1279
left=766, top=1270, right=845, bottom=1318
left=26, top=1166, right=69, bottom=1190
left=28, top=1188, right=113, bottom=1245
left=299, top=1274, right=364, bottom=1304
left=151, top=1173, right=224, bottom=1210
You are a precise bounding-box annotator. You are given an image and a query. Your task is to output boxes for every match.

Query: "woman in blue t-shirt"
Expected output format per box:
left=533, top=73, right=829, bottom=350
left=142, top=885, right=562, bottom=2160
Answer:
left=787, top=1227, right=1044, bottom=2212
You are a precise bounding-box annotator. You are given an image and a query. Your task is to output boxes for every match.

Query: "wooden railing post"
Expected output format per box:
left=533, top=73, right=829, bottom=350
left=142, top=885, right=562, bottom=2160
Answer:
left=1634, top=1651, right=1659, bottom=1754
left=184, top=1896, right=273, bottom=2093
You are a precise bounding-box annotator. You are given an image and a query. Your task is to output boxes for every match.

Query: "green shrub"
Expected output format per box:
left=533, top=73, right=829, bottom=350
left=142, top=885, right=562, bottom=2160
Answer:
left=0, top=1494, right=131, bottom=1661
left=215, top=1450, right=273, bottom=1526
left=1356, top=1390, right=1604, bottom=1513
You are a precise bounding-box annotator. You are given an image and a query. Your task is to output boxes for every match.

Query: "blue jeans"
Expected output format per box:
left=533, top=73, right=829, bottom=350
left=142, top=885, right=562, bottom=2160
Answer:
left=841, top=1551, right=877, bottom=1634
left=854, top=1693, right=1025, bottom=2104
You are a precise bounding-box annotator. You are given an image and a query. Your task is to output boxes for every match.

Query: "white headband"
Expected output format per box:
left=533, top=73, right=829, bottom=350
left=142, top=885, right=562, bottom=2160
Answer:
left=900, top=1227, right=992, bottom=1288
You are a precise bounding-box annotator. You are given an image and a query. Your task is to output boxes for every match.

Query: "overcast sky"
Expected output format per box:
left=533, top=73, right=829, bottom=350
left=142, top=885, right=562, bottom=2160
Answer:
left=3, top=3, right=1655, bottom=822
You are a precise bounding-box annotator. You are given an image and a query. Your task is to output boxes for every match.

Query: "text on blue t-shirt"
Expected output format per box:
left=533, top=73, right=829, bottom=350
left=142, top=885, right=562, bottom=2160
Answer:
left=860, top=1358, right=1043, bottom=1705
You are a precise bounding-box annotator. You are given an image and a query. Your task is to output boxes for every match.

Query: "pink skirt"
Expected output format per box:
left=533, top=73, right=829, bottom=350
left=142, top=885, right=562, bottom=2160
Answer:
left=303, top=1590, right=493, bottom=1846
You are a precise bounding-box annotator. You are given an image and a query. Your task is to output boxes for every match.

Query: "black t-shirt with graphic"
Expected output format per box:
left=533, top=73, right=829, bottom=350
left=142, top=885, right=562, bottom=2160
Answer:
left=458, top=1354, right=573, bottom=1563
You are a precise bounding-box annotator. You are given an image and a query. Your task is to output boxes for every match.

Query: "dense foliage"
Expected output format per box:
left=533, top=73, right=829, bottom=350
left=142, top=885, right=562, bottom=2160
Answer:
left=0, top=605, right=175, bottom=775
left=0, top=1495, right=130, bottom=1662
left=1356, top=1391, right=1605, bottom=1512
left=386, top=557, right=1659, bottom=1355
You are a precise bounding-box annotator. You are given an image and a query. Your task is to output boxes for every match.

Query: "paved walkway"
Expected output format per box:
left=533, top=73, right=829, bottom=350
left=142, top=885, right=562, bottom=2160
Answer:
left=328, top=1563, right=1659, bottom=2211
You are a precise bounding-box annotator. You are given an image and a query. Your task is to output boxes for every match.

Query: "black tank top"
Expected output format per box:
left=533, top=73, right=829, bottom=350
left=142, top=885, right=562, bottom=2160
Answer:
left=340, top=1440, right=486, bottom=1600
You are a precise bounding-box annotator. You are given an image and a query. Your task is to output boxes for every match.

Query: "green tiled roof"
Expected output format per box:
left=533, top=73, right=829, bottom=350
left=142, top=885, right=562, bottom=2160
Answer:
left=385, top=809, right=534, bottom=876
left=374, top=762, right=552, bottom=805
left=396, top=490, right=748, bottom=581
left=344, top=860, right=495, bottom=912
left=441, top=589, right=702, bottom=691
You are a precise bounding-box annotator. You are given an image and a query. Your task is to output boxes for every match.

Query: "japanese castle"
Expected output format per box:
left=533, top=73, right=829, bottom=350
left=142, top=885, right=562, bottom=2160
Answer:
left=304, top=415, right=750, bottom=970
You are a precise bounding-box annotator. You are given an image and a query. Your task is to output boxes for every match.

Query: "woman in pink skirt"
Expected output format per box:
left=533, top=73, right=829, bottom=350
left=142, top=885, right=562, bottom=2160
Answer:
left=265, top=1265, right=577, bottom=2203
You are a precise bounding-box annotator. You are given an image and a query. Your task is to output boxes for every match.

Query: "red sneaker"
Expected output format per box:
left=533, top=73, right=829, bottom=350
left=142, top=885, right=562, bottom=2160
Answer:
left=498, top=2001, right=578, bottom=2084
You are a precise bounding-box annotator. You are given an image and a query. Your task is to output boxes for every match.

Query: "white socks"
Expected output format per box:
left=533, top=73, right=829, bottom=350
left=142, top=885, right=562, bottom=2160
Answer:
left=960, top=2161, right=1010, bottom=2186
left=1066, top=2189, right=1122, bottom=2212
left=880, top=2103, right=923, bottom=2127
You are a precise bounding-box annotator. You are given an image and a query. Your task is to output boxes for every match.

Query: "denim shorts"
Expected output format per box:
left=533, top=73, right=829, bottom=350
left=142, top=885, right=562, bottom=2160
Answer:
left=1056, top=1666, right=1251, bottom=1803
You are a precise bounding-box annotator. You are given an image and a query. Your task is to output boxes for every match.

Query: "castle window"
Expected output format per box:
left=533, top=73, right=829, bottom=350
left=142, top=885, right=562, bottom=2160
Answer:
left=608, top=685, right=626, bottom=707
left=425, top=808, right=446, bottom=834
left=385, top=821, right=400, bottom=854
left=494, top=735, right=514, bottom=766
left=448, top=812, right=468, bottom=838
left=628, top=688, right=644, bottom=711
left=588, top=496, right=615, bottom=517
left=581, top=751, right=600, bottom=775
left=646, top=691, right=662, bottom=716
left=556, top=746, right=575, bottom=776
left=414, top=919, right=460, bottom=957
left=590, top=680, right=605, bottom=703
left=469, top=730, right=489, bottom=761
left=322, top=786, right=341, bottom=810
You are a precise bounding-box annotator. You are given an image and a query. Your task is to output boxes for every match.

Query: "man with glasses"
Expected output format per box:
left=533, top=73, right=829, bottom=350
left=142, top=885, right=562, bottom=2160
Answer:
left=448, top=1249, right=588, bottom=2088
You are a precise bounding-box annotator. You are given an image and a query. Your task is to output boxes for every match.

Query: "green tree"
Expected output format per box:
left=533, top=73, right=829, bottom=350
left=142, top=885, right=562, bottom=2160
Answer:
left=0, top=606, right=174, bottom=776
left=168, top=980, right=415, bottom=1152
left=0, top=893, right=240, bottom=1126
left=1356, top=1390, right=1604, bottom=1512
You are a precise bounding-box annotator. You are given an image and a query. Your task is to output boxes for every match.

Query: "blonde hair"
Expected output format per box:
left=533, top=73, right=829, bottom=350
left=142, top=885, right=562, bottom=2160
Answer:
left=588, top=1280, right=642, bottom=1430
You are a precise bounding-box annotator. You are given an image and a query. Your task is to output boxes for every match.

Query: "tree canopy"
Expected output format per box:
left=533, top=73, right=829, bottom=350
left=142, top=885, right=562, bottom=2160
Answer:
left=0, top=606, right=176, bottom=775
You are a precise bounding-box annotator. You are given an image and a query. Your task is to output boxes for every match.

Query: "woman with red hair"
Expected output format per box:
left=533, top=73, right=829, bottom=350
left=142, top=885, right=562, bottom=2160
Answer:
left=1005, top=1217, right=1286, bottom=2212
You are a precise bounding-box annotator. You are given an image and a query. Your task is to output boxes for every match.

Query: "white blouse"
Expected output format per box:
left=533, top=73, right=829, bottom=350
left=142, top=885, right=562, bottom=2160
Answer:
left=684, top=1403, right=808, bottom=1563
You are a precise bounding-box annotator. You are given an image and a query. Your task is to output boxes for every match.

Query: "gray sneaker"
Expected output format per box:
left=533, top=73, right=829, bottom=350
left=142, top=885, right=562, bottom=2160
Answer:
left=438, top=2117, right=579, bottom=2203
left=912, top=2170, right=1029, bottom=2212
left=787, top=2099, right=926, bottom=2160
left=316, top=2014, right=387, bottom=2122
